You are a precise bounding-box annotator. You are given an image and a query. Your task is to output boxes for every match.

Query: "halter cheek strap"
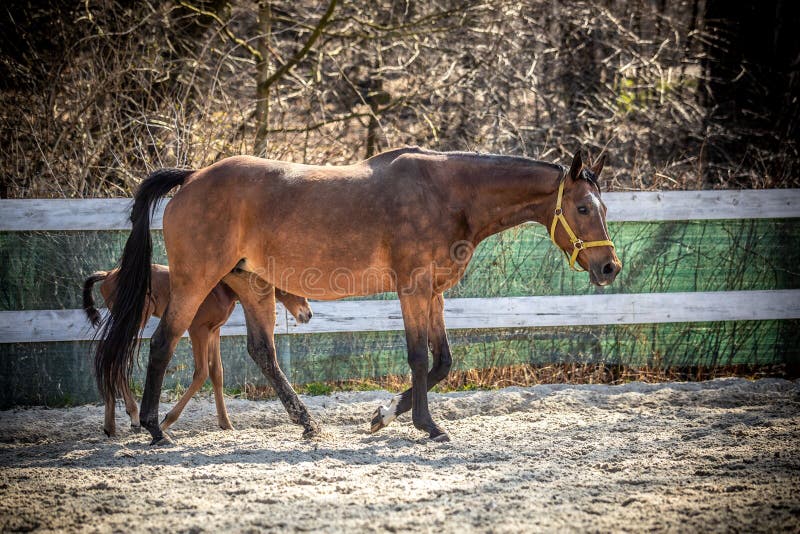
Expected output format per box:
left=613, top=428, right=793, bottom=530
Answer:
left=549, top=178, right=615, bottom=271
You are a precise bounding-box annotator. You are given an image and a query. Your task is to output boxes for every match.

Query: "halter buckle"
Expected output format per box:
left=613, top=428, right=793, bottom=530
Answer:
left=573, top=239, right=584, bottom=250
left=554, top=207, right=563, bottom=216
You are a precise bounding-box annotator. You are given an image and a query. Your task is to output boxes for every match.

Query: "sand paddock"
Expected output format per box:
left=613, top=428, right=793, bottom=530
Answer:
left=1, top=378, right=798, bottom=532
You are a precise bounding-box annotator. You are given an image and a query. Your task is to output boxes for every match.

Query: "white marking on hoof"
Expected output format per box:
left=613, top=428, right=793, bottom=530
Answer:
left=371, top=395, right=400, bottom=431
left=382, top=396, right=400, bottom=426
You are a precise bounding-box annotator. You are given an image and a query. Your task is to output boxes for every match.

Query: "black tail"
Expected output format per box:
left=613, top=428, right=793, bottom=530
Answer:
left=83, top=271, right=109, bottom=327
left=93, top=168, right=193, bottom=399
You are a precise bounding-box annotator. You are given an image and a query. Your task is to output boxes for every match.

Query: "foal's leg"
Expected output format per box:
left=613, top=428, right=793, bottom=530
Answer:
left=160, top=327, right=210, bottom=431
left=223, top=273, right=320, bottom=438
left=103, top=392, right=117, bottom=437
left=371, top=292, right=452, bottom=433
left=121, top=379, right=141, bottom=431
left=103, top=378, right=141, bottom=436
left=208, top=330, right=234, bottom=430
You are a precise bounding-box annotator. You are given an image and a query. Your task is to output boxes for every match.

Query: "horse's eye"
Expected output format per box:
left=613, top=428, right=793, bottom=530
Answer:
left=577, top=206, right=589, bottom=215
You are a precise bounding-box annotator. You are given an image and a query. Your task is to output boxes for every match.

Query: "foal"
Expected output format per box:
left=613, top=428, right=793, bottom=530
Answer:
left=84, top=264, right=312, bottom=436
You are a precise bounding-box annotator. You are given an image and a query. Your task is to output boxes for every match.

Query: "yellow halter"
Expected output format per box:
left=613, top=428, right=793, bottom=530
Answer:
left=549, top=177, right=615, bottom=271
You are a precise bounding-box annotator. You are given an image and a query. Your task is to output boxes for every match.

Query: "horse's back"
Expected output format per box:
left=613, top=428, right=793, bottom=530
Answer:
left=158, top=149, right=453, bottom=298
left=168, top=153, right=418, bottom=226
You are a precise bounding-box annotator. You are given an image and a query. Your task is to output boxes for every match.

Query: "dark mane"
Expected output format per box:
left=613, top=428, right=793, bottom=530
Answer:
left=369, top=146, right=585, bottom=178
left=365, top=146, right=428, bottom=166
left=370, top=147, right=603, bottom=190
left=448, top=151, right=562, bottom=170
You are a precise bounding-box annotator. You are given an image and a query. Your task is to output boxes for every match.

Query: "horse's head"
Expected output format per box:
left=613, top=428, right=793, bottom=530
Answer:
left=549, top=150, right=622, bottom=286
left=276, top=289, right=313, bottom=324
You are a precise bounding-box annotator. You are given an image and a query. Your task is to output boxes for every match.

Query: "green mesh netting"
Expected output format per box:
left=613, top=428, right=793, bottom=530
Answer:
left=2, top=319, right=797, bottom=407
left=1, top=219, right=799, bottom=311
left=1, top=218, right=799, bottom=406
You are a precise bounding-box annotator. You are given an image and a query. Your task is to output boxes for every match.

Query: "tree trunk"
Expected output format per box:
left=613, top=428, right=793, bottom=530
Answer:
left=254, top=1, right=272, bottom=157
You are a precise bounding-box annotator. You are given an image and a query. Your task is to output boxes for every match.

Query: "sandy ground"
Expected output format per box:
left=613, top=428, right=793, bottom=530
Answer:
left=1, top=378, right=799, bottom=533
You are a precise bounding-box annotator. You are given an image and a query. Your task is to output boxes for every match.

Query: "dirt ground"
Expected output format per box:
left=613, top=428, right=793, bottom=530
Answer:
left=1, top=378, right=798, bottom=532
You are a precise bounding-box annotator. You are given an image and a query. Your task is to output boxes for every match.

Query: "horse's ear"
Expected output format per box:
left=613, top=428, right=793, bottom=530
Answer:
left=568, top=150, right=583, bottom=181
left=590, top=154, right=606, bottom=177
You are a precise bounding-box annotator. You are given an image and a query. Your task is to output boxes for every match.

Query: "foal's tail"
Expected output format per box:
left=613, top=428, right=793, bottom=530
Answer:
left=93, top=168, right=194, bottom=399
left=82, top=271, right=109, bottom=327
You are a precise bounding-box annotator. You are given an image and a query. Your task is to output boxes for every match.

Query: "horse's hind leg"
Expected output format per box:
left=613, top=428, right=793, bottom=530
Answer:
left=372, top=292, right=452, bottom=434
left=208, top=330, right=234, bottom=430
left=139, top=287, right=210, bottom=445
left=223, top=272, right=320, bottom=438
left=160, top=328, right=210, bottom=431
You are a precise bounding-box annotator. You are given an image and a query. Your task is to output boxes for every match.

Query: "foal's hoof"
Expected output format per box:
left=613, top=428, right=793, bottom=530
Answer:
left=103, top=428, right=116, bottom=438
left=302, top=423, right=322, bottom=439
left=130, top=424, right=142, bottom=433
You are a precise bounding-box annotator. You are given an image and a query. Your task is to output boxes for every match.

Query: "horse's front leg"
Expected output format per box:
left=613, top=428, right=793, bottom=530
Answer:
left=371, top=292, right=452, bottom=433
left=396, top=284, right=449, bottom=441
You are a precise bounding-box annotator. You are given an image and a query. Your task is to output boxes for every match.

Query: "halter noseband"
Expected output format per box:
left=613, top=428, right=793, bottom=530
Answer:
left=549, top=176, right=615, bottom=271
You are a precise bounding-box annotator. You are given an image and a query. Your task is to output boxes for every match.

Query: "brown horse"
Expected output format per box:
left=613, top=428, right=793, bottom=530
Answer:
left=84, top=264, right=312, bottom=436
left=95, top=147, right=620, bottom=444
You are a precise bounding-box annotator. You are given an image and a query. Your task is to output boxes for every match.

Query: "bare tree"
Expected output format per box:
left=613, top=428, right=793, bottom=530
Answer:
left=2, top=0, right=793, bottom=198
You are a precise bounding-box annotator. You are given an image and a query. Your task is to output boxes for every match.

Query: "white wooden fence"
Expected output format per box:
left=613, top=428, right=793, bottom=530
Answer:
left=1, top=190, right=798, bottom=231
left=1, top=189, right=799, bottom=344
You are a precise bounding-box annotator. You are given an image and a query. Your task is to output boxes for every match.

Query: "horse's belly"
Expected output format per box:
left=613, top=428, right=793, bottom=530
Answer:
left=247, top=248, right=395, bottom=300
left=279, top=264, right=397, bottom=300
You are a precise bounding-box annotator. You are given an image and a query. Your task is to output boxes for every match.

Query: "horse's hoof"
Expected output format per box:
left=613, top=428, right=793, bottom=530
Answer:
left=370, top=396, right=399, bottom=433
left=219, top=422, right=235, bottom=431
left=130, top=424, right=142, bottom=433
left=150, top=434, right=175, bottom=447
left=369, top=406, right=391, bottom=434
left=431, top=432, right=451, bottom=443
left=103, top=428, right=115, bottom=438
left=370, top=409, right=386, bottom=433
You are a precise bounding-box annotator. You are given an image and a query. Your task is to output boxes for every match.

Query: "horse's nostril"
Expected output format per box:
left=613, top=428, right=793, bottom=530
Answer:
left=602, top=262, right=615, bottom=275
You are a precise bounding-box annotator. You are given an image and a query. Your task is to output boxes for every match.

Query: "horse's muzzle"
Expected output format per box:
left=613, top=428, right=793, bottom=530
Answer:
left=589, top=259, right=622, bottom=286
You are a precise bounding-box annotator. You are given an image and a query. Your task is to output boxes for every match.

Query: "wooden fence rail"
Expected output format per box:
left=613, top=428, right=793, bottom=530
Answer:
left=1, top=290, right=798, bottom=344
left=1, top=190, right=799, bottom=231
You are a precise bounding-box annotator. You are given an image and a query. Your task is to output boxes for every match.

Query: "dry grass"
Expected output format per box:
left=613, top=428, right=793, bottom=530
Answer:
left=235, top=363, right=794, bottom=400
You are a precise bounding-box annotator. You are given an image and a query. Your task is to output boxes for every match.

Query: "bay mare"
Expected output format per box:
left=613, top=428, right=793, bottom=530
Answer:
left=95, top=146, right=621, bottom=445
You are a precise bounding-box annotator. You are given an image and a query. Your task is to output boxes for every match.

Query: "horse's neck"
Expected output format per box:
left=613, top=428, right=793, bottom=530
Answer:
left=443, top=155, right=562, bottom=243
